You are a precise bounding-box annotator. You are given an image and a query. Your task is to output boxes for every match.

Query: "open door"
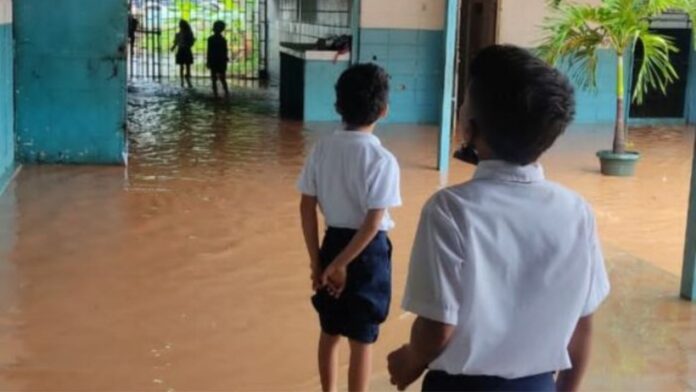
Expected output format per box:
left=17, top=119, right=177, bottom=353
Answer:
left=457, top=0, right=498, bottom=108
left=15, top=0, right=127, bottom=164
left=630, top=27, right=692, bottom=120
left=438, top=0, right=498, bottom=173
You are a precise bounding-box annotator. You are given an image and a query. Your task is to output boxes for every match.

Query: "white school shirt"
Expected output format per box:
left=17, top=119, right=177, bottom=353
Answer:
left=402, top=160, right=610, bottom=379
left=297, top=130, right=402, bottom=231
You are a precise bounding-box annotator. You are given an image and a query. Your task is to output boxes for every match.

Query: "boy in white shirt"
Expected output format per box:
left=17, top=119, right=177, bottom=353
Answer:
left=298, top=63, right=401, bottom=392
left=387, top=45, right=610, bottom=391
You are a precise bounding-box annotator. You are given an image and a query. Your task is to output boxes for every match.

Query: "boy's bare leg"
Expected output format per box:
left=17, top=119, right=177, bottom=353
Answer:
left=185, top=65, right=193, bottom=88
left=348, top=339, right=372, bottom=392
left=319, top=332, right=340, bottom=392
left=179, top=66, right=185, bottom=87
left=211, top=72, right=218, bottom=97
left=220, top=73, right=230, bottom=98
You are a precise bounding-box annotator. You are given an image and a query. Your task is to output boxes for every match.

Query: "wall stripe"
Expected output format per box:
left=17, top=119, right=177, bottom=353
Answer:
left=361, top=0, right=445, bottom=30
left=0, top=0, right=12, bottom=24
left=498, top=0, right=601, bottom=48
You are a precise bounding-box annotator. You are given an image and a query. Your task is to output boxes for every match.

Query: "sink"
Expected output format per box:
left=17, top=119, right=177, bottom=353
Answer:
left=280, top=42, right=320, bottom=51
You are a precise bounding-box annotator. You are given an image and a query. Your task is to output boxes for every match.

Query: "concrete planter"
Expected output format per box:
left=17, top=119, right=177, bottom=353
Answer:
left=596, top=150, right=640, bottom=177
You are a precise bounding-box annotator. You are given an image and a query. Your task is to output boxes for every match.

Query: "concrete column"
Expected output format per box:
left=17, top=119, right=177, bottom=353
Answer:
left=438, top=0, right=458, bottom=173
left=681, top=137, right=696, bottom=301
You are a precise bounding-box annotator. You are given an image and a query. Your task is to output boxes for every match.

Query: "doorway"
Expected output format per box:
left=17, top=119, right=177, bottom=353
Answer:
left=630, top=27, right=692, bottom=119
left=128, top=0, right=269, bottom=84
left=456, top=0, right=498, bottom=108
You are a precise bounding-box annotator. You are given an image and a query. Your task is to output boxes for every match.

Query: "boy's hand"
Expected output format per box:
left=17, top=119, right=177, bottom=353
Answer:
left=310, top=263, right=322, bottom=291
left=388, top=344, right=427, bottom=391
left=321, top=262, right=347, bottom=298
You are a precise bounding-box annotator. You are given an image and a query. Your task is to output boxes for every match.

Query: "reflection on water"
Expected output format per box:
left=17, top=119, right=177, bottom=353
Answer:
left=127, top=83, right=304, bottom=182
left=0, top=84, right=694, bottom=390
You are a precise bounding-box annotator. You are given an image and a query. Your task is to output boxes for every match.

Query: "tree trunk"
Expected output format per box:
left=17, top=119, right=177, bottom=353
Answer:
left=614, top=54, right=626, bottom=154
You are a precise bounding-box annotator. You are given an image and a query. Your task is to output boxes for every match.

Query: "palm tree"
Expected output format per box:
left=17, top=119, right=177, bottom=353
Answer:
left=538, top=0, right=696, bottom=155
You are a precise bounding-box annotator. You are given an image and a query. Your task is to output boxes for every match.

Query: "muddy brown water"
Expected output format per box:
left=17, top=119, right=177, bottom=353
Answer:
left=0, top=85, right=694, bottom=390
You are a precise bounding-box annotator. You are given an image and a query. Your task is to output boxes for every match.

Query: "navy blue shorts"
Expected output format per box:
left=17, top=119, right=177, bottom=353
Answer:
left=312, top=227, right=392, bottom=344
left=422, top=370, right=556, bottom=392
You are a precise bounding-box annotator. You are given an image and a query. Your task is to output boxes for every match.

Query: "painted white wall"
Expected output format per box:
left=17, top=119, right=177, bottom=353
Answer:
left=498, top=0, right=601, bottom=47
left=361, top=0, right=445, bottom=30
left=0, top=0, right=12, bottom=24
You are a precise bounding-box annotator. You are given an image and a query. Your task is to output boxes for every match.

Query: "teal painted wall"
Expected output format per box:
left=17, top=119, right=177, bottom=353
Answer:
left=14, top=0, right=127, bottom=164
left=304, top=59, right=350, bottom=121
left=556, top=48, right=690, bottom=126
left=359, top=28, right=444, bottom=124
left=556, top=49, right=623, bottom=125
left=0, top=20, right=14, bottom=187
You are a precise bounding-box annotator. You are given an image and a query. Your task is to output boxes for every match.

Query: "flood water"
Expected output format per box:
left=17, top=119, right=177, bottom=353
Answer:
left=0, top=84, right=695, bottom=391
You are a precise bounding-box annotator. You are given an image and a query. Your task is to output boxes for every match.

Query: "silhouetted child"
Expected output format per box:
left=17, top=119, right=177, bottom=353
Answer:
left=207, top=21, right=230, bottom=98
left=128, top=12, right=138, bottom=57
left=171, top=20, right=195, bottom=88
left=387, top=45, right=610, bottom=392
left=298, top=64, right=401, bottom=392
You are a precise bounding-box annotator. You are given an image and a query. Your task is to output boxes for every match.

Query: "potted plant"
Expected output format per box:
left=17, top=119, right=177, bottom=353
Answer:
left=538, top=0, right=695, bottom=176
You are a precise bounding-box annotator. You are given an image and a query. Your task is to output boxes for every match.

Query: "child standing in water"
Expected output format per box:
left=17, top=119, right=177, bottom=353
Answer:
left=171, top=20, right=195, bottom=88
left=298, top=64, right=401, bottom=392
left=387, top=45, right=610, bottom=392
left=207, top=21, right=230, bottom=98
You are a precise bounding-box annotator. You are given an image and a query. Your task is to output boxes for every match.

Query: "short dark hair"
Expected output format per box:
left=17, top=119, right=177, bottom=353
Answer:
left=335, top=63, right=390, bottom=127
left=468, top=45, right=575, bottom=165
left=213, top=20, right=226, bottom=33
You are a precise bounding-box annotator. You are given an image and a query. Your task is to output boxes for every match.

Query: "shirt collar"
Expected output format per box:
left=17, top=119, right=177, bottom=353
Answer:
left=334, top=129, right=381, bottom=145
left=473, top=160, right=545, bottom=183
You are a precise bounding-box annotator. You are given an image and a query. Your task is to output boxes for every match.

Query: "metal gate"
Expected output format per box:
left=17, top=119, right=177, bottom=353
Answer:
left=128, top=0, right=268, bottom=84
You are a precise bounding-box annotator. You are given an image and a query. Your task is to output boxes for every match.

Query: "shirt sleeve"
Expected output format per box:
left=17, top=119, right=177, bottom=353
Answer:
left=401, top=195, right=464, bottom=325
left=296, top=144, right=318, bottom=196
left=581, top=206, right=611, bottom=317
left=366, top=155, right=402, bottom=209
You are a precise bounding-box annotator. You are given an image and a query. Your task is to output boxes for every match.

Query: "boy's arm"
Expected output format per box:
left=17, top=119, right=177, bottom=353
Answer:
left=388, top=316, right=455, bottom=390
left=300, top=194, right=321, bottom=289
left=321, top=208, right=384, bottom=297
left=206, top=39, right=213, bottom=67
left=556, top=315, right=593, bottom=392
left=388, top=195, right=463, bottom=390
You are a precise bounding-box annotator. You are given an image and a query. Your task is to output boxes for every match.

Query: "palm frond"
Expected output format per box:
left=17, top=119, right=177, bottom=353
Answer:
left=640, top=0, right=696, bottom=50
left=537, top=3, right=607, bottom=89
left=632, top=30, right=679, bottom=103
left=643, top=0, right=687, bottom=16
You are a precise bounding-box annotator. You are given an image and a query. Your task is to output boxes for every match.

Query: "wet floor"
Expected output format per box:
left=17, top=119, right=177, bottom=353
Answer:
left=0, top=84, right=695, bottom=391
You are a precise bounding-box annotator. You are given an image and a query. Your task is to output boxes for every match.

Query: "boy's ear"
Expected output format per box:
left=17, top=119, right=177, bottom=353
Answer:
left=379, top=104, right=389, bottom=119
left=335, top=103, right=342, bottom=115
